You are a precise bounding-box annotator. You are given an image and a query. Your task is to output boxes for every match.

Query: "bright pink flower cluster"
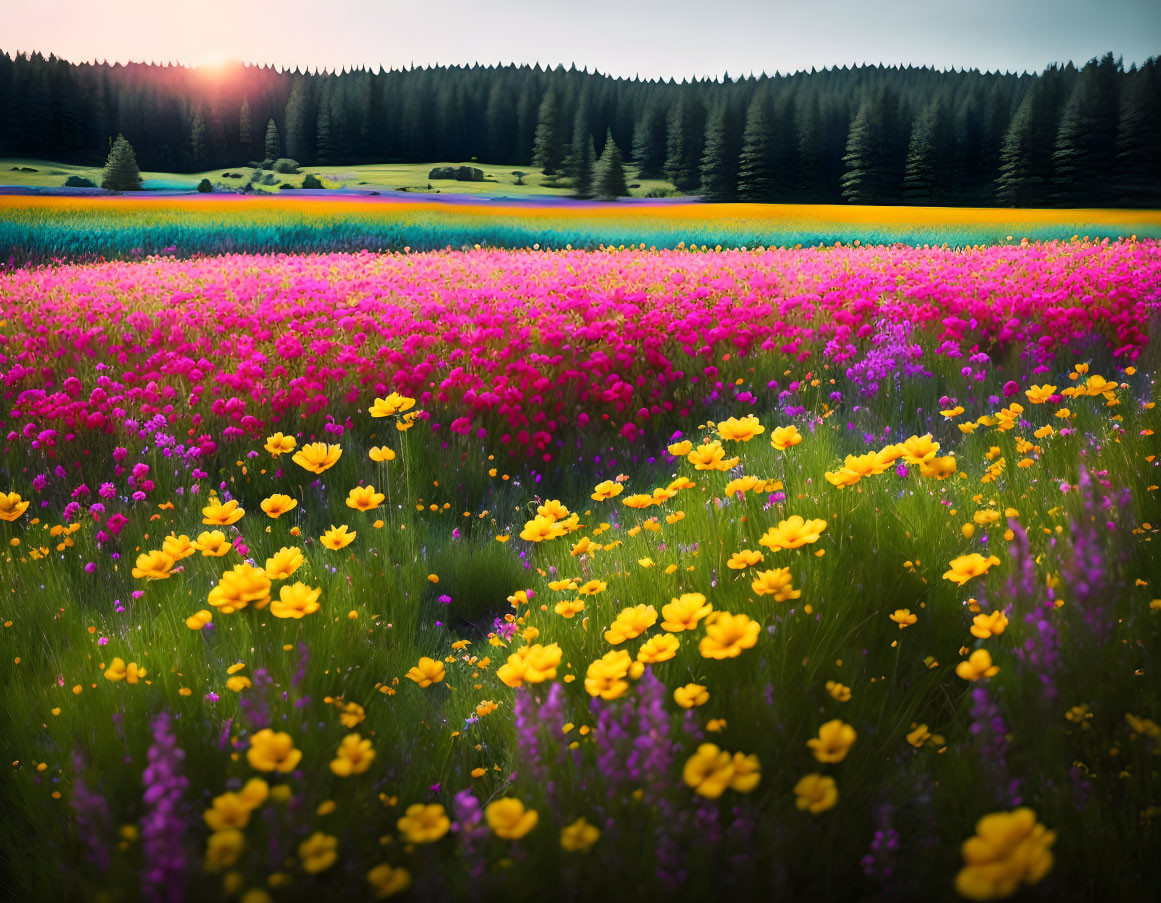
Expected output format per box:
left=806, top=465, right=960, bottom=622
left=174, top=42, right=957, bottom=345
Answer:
left=2, top=241, right=1158, bottom=450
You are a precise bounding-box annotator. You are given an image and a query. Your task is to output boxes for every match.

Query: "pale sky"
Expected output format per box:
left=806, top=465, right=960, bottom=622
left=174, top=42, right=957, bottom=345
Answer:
left=4, top=0, right=1159, bottom=79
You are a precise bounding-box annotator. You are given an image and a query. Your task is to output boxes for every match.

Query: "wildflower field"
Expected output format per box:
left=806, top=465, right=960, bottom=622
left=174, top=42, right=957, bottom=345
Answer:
left=2, top=238, right=1161, bottom=902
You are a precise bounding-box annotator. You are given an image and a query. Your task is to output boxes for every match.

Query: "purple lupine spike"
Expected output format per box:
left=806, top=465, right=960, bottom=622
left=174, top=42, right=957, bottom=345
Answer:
left=71, top=752, right=113, bottom=872
left=140, top=712, right=188, bottom=903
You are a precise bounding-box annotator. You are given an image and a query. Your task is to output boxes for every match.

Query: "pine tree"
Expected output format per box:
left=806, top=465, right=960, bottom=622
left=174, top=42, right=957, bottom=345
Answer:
left=796, top=95, right=826, bottom=202
left=1051, top=53, right=1121, bottom=206
left=188, top=110, right=208, bottom=170
left=737, top=94, right=776, bottom=202
left=996, top=67, right=1067, bottom=207
left=315, top=82, right=334, bottom=164
left=841, top=96, right=892, bottom=204
left=631, top=99, right=666, bottom=178
left=239, top=97, right=253, bottom=154
left=284, top=78, right=310, bottom=162
left=665, top=95, right=705, bottom=192
left=594, top=128, right=628, bottom=200
left=699, top=102, right=737, bottom=201
left=1114, top=62, right=1161, bottom=207
left=100, top=133, right=142, bottom=191
left=264, top=118, right=280, bottom=160
left=566, top=103, right=595, bottom=196
left=532, top=90, right=564, bottom=175
left=902, top=100, right=950, bottom=204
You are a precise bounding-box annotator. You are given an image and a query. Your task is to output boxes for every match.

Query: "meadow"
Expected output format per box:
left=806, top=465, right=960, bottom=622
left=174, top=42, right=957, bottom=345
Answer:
left=3, top=194, right=1161, bottom=264
left=2, top=238, right=1160, bottom=902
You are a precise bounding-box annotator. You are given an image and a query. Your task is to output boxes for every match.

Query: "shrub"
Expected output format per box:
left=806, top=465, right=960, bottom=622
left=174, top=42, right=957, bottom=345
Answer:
left=511, top=171, right=527, bottom=185
left=64, top=175, right=97, bottom=188
left=643, top=186, right=679, bottom=198
left=260, top=158, right=274, bottom=171
left=279, top=182, right=294, bottom=190
left=301, top=173, right=324, bottom=189
left=273, top=158, right=300, bottom=174
left=429, top=166, right=484, bottom=182
left=260, top=173, right=277, bottom=186
left=196, top=179, right=213, bottom=193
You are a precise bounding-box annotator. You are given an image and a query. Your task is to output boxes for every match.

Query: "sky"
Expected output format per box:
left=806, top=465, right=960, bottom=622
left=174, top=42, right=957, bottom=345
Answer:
left=5, top=0, right=1160, bottom=79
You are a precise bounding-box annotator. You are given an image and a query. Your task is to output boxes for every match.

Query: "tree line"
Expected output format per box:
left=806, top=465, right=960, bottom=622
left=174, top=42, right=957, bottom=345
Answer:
left=1, top=50, right=1158, bottom=206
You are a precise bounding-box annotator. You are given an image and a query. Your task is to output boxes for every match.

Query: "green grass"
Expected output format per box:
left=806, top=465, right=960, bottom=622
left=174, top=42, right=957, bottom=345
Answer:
left=0, top=158, right=678, bottom=198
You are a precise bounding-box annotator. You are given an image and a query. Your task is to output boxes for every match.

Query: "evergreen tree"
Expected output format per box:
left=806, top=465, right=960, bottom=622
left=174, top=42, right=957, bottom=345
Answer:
left=594, top=128, right=628, bottom=200
left=566, top=103, right=595, bottom=196
left=996, top=67, right=1068, bottom=207
left=264, top=118, right=280, bottom=160
left=841, top=95, right=893, bottom=204
left=1051, top=53, right=1122, bottom=206
left=699, top=101, right=737, bottom=201
left=1114, top=62, right=1161, bottom=207
left=315, top=82, right=334, bottom=164
left=532, top=89, right=564, bottom=175
left=284, top=77, right=310, bottom=162
left=239, top=97, right=253, bottom=154
left=100, top=133, right=143, bottom=191
left=796, top=95, right=826, bottom=202
left=188, top=110, right=208, bottom=170
left=631, top=99, right=666, bottom=178
left=665, top=94, right=706, bottom=192
left=485, top=80, right=515, bottom=162
left=737, top=93, right=775, bottom=202
left=902, top=100, right=951, bottom=204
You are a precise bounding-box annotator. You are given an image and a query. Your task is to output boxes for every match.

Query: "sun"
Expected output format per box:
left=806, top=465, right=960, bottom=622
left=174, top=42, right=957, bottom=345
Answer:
left=195, top=52, right=229, bottom=72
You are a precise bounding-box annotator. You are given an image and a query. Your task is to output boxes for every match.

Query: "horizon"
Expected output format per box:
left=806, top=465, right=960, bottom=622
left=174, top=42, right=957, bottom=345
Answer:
left=5, top=0, right=1160, bottom=81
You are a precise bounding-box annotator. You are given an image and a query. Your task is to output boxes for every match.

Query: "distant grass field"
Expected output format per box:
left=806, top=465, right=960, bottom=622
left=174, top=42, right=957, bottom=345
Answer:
left=1, top=193, right=1159, bottom=263
left=0, top=158, right=678, bottom=198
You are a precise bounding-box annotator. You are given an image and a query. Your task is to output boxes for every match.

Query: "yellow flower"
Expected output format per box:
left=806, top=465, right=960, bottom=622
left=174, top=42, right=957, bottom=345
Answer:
left=226, top=675, right=252, bottom=693
left=687, top=440, right=727, bottom=470
left=637, top=633, right=680, bottom=663
left=956, top=649, right=1000, bottom=681
left=0, top=492, right=31, bottom=522
left=825, top=680, right=851, bottom=702
left=208, top=563, right=271, bottom=614
left=292, top=442, right=342, bottom=474
left=239, top=778, right=269, bottom=808
left=369, top=445, right=397, bottom=462
left=330, top=733, right=376, bottom=776
left=954, top=808, right=1056, bottom=901
left=205, top=829, right=246, bottom=870
left=971, top=610, right=1009, bottom=639
left=264, top=546, right=305, bottom=580
left=554, top=598, right=586, bottom=618
left=485, top=797, right=538, bottom=839
left=520, top=514, right=567, bottom=542
left=370, top=393, right=416, bottom=418
left=346, top=485, right=386, bottom=511
left=246, top=729, right=302, bottom=773
left=901, top=433, right=940, bottom=464
left=583, top=650, right=633, bottom=700
left=759, top=515, right=827, bottom=551
left=729, top=752, right=761, bottom=792
left=660, top=593, right=713, bottom=631
left=185, top=609, right=213, bottom=630
left=591, top=480, right=624, bottom=501
left=807, top=719, right=857, bottom=763
left=204, top=792, right=255, bottom=830
left=621, top=493, right=655, bottom=509
left=604, top=604, right=658, bottom=644
left=367, top=863, right=412, bottom=898
left=270, top=582, right=321, bottom=619
left=907, top=724, right=931, bottom=747
left=475, top=700, right=498, bottom=717
left=260, top=494, right=297, bottom=519
left=497, top=643, right=562, bottom=687
left=397, top=803, right=451, bottom=843
left=103, top=657, right=147, bottom=684
left=339, top=701, right=366, bottom=728
left=162, top=534, right=196, bottom=560
left=1024, top=384, right=1057, bottom=405
left=405, top=657, right=445, bottom=687
left=560, top=817, right=600, bottom=852
left=727, top=549, right=764, bottom=569
left=667, top=439, right=693, bottom=457
left=194, top=530, right=231, bottom=557
left=943, top=553, right=1001, bottom=586
left=674, top=683, right=710, bottom=708
left=770, top=425, right=803, bottom=450
left=794, top=773, right=838, bottom=814
left=131, top=550, right=175, bottom=580
left=298, top=831, right=338, bottom=873
left=264, top=432, right=296, bottom=456
left=890, top=608, right=917, bottom=628
left=682, top=743, right=735, bottom=798
left=717, top=414, right=764, bottom=442
left=750, top=568, right=801, bottom=602
left=202, top=498, right=244, bottom=526
left=698, top=612, right=760, bottom=659
left=320, top=524, right=356, bottom=550
left=919, top=455, right=958, bottom=479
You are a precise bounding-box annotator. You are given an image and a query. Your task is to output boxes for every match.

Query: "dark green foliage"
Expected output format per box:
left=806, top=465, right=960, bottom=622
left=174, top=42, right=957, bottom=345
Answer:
left=566, top=102, right=595, bottom=197
left=273, top=158, right=299, bottom=174
left=700, top=101, right=739, bottom=201
left=301, top=173, right=323, bottom=189
left=100, top=133, right=142, bottom=191
left=264, top=118, right=280, bottom=160
left=196, top=178, right=212, bottom=193
left=532, top=89, right=564, bottom=175
left=428, top=166, right=484, bottom=181
left=0, top=49, right=1156, bottom=205
left=63, top=175, right=96, bottom=187
left=594, top=128, right=628, bottom=200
